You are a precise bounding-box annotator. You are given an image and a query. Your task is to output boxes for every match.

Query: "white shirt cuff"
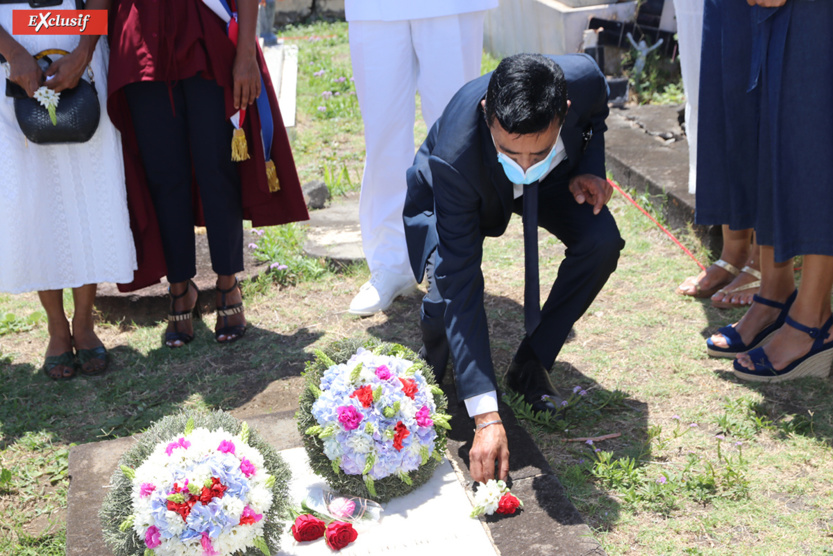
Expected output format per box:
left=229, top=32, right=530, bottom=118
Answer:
left=464, top=390, right=499, bottom=417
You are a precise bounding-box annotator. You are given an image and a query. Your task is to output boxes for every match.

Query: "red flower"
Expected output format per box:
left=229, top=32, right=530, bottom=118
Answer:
left=392, top=421, right=410, bottom=451
left=399, top=378, right=418, bottom=400
left=496, top=492, right=522, bottom=515
left=325, top=521, right=358, bottom=551
left=209, top=477, right=227, bottom=499
left=166, top=500, right=192, bottom=521
left=291, top=514, right=326, bottom=542
left=350, top=385, right=374, bottom=408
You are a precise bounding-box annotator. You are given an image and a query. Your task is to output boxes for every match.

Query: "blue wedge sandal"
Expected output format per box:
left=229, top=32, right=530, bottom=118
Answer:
left=706, top=290, right=796, bottom=358
left=733, top=313, right=833, bottom=383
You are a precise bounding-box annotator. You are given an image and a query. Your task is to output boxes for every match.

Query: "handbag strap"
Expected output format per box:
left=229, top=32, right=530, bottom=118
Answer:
left=34, top=48, right=95, bottom=85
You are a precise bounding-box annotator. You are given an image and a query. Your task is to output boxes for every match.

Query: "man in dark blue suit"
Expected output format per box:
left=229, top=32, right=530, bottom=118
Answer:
left=404, top=53, right=624, bottom=482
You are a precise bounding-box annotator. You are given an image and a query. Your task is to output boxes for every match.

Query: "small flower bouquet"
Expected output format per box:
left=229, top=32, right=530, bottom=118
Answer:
left=33, top=86, right=60, bottom=126
left=100, top=411, right=291, bottom=556
left=470, top=480, right=523, bottom=518
left=297, top=340, right=451, bottom=502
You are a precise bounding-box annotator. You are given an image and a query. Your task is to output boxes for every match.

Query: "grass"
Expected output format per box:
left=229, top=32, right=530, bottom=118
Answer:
left=2, top=20, right=833, bottom=555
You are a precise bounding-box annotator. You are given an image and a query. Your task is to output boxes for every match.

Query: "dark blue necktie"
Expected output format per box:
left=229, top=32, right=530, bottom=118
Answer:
left=522, top=181, right=541, bottom=336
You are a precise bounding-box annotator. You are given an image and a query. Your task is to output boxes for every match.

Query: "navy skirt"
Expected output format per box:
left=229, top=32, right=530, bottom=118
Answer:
left=754, top=0, right=833, bottom=261
left=694, top=0, right=758, bottom=230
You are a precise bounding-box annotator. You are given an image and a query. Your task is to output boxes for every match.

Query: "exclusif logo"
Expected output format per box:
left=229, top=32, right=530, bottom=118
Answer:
left=12, top=10, right=107, bottom=35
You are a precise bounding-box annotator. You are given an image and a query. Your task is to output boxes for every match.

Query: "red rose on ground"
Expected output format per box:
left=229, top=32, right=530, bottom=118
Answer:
left=392, top=421, right=410, bottom=451
left=350, top=385, right=374, bottom=408
left=399, top=378, right=418, bottom=400
left=496, top=492, right=522, bottom=515
left=291, top=514, right=326, bottom=542
left=325, top=521, right=358, bottom=551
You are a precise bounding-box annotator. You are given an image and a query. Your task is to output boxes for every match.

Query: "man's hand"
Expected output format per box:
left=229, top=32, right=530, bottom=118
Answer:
left=569, top=174, right=613, bottom=215
left=7, top=47, right=43, bottom=98
left=469, top=412, right=510, bottom=483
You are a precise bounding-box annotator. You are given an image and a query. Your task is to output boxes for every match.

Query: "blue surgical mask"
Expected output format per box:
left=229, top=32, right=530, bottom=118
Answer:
left=493, top=135, right=560, bottom=185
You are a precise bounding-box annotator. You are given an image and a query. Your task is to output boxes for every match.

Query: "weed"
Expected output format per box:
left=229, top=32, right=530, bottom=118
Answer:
left=323, top=161, right=357, bottom=196
left=0, top=311, right=44, bottom=336
left=246, top=224, right=328, bottom=287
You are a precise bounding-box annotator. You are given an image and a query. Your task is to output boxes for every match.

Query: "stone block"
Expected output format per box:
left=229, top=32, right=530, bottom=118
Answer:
left=273, top=0, right=313, bottom=24
left=484, top=0, right=638, bottom=58
left=302, top=180, right=331, bottom=210
left=316, top=0, right=345, bottom=17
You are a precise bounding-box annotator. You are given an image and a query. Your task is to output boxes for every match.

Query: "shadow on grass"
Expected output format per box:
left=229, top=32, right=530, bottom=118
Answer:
left=365, top=292, right=647, bottom=534
left=0, top=321, right=322, bottom=450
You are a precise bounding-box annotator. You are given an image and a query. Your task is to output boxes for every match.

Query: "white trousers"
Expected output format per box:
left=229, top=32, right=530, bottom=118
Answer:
left=349, top=12, right=486, bottom=278
left=673, top=0, right=704, bottom=194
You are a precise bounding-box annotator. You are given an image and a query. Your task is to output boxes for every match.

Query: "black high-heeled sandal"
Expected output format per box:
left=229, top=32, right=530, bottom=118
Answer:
left=215, top=277, right=246, bottom=343
left=165, top=280, right=200, bottom=348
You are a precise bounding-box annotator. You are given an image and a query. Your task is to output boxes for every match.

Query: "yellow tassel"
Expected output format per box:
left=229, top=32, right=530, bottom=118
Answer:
left=265, top=159, right=280, bottom=192
left=231, top=128, right=250, bottom=162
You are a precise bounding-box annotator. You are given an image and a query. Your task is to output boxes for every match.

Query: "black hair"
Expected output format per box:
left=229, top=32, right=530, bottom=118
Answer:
left=484, top=53, right=568, bottom=135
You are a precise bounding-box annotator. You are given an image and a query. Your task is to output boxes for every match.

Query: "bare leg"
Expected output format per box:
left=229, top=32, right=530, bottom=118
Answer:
left=710, top=245, right=794, bottom=349
left=37, top=289, right=74, bottom=379
left=711, top=232, right=761, bottom=307
left=678, top=226, right=751, bottom=296
left=736, top=254, right=833, bottom=370
left=215, top=274, right=246, bottom=342
left=71, top=284, right=106, bottom=373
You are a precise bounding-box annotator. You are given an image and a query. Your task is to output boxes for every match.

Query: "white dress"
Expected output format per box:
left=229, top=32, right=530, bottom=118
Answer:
left=0, top=0, right=136, bottom=294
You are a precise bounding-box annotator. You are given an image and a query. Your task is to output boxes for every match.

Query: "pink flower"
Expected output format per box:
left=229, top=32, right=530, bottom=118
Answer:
left=239, top=506, right=263, bottom=525
left=415, top=405, right=433, bottom=428
left=145, top=525, right=161, bottom=549
left=328, top=497, right=356, bottom=519
left=140, top=483, right=156, bottom=497
left=248, top=242, right=258, bottom=249
left=165, top=437, right=191, bottom=456
left=240, top=458, right=256, bottom=477
left=201, top=532, right=219, bottom=556
left=336, top=406, right=363, bottom=431
left=375, top=365, right=391, bottom=380
left=218, top=440, right=235, bottom=454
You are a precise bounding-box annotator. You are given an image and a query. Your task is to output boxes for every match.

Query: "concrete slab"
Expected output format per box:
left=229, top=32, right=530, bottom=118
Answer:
left=67, top=401, right=603, bottom=555
left=303, top=191, right=365, bottom=265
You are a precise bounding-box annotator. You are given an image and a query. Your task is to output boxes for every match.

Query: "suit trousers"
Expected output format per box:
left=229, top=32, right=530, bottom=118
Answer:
left=124, top=76, right=244, bottom=283
left=349, top=12, right=485, bottom=278
left=422, top=178, right=624, bottom=373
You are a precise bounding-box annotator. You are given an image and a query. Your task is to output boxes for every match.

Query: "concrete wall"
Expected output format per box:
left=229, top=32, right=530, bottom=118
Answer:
left=484, top=0, right=637, bottom=58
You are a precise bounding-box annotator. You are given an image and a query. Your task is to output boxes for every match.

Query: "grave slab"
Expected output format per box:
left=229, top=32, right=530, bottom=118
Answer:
left=303, top=191, right=364, bottom=265
left=68, top=404, right=604, bottom=555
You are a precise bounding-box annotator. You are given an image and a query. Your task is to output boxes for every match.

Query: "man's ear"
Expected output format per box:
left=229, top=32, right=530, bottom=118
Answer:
left=480, top=98, right=487, bottom=111
left=567, top=99, right=571, bottom=110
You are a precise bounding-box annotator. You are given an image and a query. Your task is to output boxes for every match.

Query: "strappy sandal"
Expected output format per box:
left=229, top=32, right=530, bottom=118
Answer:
left=215, top=278, right=246, bottom=344
left=42, top=351, right=77, bottom=381
left=77, top=345, right=108, bottom=376
left=676, top=259, right=740, bottom=298
left=733, top=313, right=833, bottom=382
left=165, top=280, right=200, bottom=348
left=706, top=290, right=796, bottom=359
left=711, top=266, right=762, bottom=309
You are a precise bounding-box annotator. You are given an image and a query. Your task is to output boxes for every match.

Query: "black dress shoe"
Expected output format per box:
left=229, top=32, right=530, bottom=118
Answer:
left=505, top=340, right=566, bottom=417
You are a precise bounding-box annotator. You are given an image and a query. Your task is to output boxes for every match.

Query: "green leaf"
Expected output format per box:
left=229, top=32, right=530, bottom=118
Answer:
left=305, top=425, right=323, bottom=436
left=184, top=417, right=195, bottom=436
left=384, top=429, right=395, bottom=440
left=167, top=493, right=186, bottom=504
left=432, top=449, right=443, bottom=462
left=187, top=482, right=201, bottom=496
left=430, top=385, right=444, bottom=396
left=364, top=422, right=374, bottom=435
left=239, top=421, right=250, bottom=443
left=120, top=465, right=135, bottom=480
left=419, top=445, right=430, bottom=465
left=118, top=515, right=134, bottom=532
left=392, top=401, right=401, bottom=413
left=383, top=406, right=396, bottom=419
left=331, top=457, right=342, bottom=475
left=265, top=475, right=276, bottom=489
left=314, top=349, right=336, bottom=368
left=363, top=452, right=376, bottom=475
left=319, top=425, right=337, bottom=439
left=47, top=105, right=57, bottom=126
left=470, top=506, right=484, bottom=518
left=363, top=474, right=377, bottom=498
left=373, top=385, right=383, bottom=402
left=398, top=471, right=413, bottom=486
left=310, top=384, right=323, bottom=398
left=0, top=468, right=12, bottom=485
left=404, top=364, right=418, bottom=377
left=252, top=536, right=271, bottom=556
left=144, top=549, right=155, bottom=556
left=350, top=362, right=364, bottom=384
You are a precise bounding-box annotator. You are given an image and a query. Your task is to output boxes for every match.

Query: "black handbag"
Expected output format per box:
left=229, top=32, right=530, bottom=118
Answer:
left=4, top=48, right=100, bottom=144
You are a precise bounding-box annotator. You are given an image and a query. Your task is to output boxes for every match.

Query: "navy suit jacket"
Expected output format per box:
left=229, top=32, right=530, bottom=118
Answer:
left=403, top=54, right=609, bottom=402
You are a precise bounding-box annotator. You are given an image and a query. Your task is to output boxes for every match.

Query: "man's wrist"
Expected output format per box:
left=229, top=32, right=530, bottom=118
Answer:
left=473, top=411, right=501, bottom=426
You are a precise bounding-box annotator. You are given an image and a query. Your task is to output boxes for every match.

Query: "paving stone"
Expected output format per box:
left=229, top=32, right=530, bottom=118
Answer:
left=303, top=191, right=364, bottom=265
left=302, top=180, right=332, bottom=210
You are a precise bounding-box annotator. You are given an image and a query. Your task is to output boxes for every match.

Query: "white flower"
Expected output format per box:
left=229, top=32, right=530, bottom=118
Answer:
left=33, top=86, right=59, bottom=109
left=472, top=479, right=506, bottom=515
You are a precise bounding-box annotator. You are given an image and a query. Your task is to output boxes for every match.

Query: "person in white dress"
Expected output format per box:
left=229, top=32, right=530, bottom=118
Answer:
left=346, top=0, right=498, bottom=316
left=0, top=0, right=136, bottom=380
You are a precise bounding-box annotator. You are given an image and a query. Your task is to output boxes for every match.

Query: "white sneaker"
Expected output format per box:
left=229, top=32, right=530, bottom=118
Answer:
left=348, top=271, right=417, bottom=316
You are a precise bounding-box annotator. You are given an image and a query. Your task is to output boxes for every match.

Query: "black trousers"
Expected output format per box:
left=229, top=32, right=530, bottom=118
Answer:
left=124, top=75, right=244, bottom=283
left=422, top=177, right=624, bottom=372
